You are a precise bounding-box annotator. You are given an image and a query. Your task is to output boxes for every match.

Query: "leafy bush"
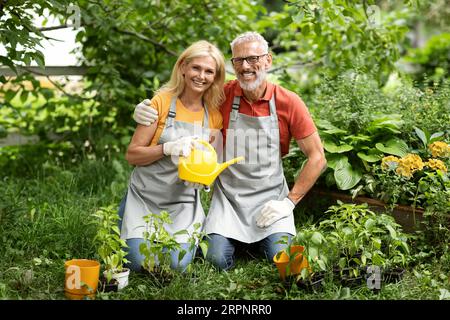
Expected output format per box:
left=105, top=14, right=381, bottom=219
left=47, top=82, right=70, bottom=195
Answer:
left=404, top=33, right=450, bottom=86
left=319, top=202, right=411, bottom=274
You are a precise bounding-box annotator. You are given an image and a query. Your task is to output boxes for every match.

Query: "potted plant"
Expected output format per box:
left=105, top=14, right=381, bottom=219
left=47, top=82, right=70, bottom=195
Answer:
left=320, top=201, right=412, bottom=288
left=139, top=211, right=208, bottom=283
left=273, top=241, right=309, bottom=282
left=93, top=205, right=130, bottom=292
left=292, top=227, right=337, bottom=292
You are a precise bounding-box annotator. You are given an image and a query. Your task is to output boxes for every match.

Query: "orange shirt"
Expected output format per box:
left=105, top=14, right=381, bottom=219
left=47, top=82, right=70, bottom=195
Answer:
left=222, top=80, right=317, bottom=156
left=149, top=92, right=223, bottom=146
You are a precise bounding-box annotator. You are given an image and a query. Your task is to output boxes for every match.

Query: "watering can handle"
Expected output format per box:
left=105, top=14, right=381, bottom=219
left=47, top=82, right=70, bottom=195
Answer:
left=194, top=139, right=216, bottom=154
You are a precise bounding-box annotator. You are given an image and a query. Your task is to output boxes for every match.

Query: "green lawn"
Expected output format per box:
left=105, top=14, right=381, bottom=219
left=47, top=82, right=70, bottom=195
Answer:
left=1, top=156, right=449, bottom=300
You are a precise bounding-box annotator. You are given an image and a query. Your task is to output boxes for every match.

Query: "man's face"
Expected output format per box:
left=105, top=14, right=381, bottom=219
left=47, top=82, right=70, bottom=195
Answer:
left=231, top=41, right=272, bottom=92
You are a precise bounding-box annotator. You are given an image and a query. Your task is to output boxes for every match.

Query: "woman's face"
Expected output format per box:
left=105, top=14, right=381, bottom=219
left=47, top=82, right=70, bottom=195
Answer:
left=182, top=56, right=217, bottom=95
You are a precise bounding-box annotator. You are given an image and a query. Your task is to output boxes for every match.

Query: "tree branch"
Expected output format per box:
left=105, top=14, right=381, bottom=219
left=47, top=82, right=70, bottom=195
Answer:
left=38, top=24, right=71, bottom=32
left=19, top=66, right=92, bottom=101
left=113, top=27, right=178, bottom=56
left=269, top=58, right=323, bottom=74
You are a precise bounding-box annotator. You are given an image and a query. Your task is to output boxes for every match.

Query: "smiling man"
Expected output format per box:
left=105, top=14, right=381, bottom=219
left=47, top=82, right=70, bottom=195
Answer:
left=133, top=32, right=327, bottom=271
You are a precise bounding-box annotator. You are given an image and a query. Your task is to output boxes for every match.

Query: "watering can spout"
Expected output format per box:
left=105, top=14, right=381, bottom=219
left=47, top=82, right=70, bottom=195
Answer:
left=178, top=139, right=244, bottom=187
left=216, top=156, right=244, bottom=176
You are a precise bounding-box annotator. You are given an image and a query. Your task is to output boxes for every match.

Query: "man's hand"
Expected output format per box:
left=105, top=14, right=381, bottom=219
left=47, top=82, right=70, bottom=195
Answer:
left=256, top=197, right=295, bottom=228
left=134, top=99, right=159, bottom=126
left=163, top=136, right=198, bottom=157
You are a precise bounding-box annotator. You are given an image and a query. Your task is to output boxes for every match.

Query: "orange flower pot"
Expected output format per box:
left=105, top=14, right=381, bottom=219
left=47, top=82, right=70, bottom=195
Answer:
left=273, top=245, right=309, bottom=281
left=64, top=259, right=100, bottom=300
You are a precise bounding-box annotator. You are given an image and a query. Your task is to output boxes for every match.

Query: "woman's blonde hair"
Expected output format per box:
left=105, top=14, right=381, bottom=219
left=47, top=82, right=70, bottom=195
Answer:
left=156, top=40, right=225, bottom=111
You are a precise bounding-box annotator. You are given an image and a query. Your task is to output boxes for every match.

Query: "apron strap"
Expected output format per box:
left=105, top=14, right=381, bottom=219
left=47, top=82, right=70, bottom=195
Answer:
left=165, top=96, right=177, bottom=128
left=230, top=96, right=240, bottom=122
left=230, top=94, right=278, bottom=123
left=268, top=95, right=277, bottom=123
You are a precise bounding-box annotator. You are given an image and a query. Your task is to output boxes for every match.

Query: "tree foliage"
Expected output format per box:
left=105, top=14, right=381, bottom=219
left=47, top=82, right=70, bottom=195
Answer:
left=258, top=0, right=414, bottom=91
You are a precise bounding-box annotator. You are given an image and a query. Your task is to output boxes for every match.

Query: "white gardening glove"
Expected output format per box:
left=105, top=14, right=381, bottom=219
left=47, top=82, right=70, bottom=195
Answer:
left=134, top=99, right=159, bottom=126
left=256, top=197, right=295, bottom=228
left=163, top=136, right=197, bottom=157
left=183, top=181, right=204, bottom=190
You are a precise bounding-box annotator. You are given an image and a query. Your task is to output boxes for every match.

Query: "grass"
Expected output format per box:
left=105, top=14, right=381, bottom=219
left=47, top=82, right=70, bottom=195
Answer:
left=1, top=154, right=449, bottom=300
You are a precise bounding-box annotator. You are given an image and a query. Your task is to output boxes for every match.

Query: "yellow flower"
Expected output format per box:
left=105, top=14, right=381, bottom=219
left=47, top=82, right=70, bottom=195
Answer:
left=428, top=141, right=450, bottom=158
left=381, top=156, right=399, bottom=170
left=395, top=165, right=413, bottom=178
left=395, top=154, right=424, bottom=178
left=425, top=159, right=448, bottom=172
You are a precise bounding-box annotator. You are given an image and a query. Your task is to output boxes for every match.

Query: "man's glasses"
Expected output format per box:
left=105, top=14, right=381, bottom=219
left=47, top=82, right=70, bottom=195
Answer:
left=230, top=54, right=268, bottom=66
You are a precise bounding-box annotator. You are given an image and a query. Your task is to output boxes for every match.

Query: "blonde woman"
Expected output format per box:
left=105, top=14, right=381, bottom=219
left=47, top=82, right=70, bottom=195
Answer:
left=119, top=40, right=225, bottom=272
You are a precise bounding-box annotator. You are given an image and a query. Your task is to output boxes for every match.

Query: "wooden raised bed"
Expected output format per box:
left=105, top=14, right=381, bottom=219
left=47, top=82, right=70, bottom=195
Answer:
left=301, top=187, right=424, bottom=233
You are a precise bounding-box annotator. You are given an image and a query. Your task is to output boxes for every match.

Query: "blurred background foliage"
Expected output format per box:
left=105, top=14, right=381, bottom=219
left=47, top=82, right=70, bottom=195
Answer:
left=0, top=0, right=449, bottom=179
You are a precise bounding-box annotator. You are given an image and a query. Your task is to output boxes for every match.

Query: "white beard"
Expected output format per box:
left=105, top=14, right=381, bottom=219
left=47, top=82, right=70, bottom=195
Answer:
left=238, top=69, right=267, bottom=91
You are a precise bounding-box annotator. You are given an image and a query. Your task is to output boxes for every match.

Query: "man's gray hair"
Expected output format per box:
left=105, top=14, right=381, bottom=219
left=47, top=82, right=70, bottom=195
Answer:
left=230, top=31, right=269, bottom=53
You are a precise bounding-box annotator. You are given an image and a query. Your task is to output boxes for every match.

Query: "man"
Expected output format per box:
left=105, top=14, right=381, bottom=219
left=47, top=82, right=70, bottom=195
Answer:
left=133, top=32, right=327, bottom=271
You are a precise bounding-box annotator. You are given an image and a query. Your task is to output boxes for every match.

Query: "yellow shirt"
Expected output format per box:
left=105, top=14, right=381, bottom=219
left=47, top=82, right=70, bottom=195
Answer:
left=149, top=92, right=223, bottom=146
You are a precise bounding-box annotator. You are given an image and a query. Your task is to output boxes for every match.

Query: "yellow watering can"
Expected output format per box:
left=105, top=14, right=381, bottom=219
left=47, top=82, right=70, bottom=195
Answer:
left=178, top=140, right=244, bottom=189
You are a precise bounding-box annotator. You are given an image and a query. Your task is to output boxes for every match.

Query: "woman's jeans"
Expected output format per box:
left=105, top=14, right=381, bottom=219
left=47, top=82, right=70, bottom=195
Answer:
left=117, top=193, right=196, bottom=273
left=205, top=232, right=293, bottom=271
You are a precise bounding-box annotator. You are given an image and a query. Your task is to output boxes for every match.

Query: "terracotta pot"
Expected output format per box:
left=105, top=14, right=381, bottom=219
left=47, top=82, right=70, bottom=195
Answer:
left=273, top=245, right=310, bottom=281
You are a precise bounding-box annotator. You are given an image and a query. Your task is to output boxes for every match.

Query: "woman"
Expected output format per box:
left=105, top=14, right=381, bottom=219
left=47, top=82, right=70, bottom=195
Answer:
left=120, top=40, right=225, bottom=272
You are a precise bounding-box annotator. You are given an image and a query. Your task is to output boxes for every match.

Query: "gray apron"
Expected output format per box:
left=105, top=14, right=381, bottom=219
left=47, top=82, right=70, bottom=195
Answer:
left=204, top=94, right=296, bottom=243
left=121, top=97, right=210, bottom=243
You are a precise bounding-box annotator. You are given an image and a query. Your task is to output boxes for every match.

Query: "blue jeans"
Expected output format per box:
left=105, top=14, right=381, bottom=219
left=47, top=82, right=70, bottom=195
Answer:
left=205, top=232, right=293, bottom=271
left=117, top=192, right=196, bottom=273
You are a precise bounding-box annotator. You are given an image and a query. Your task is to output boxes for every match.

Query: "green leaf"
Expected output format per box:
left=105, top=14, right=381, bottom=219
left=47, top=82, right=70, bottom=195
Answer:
left=325, top=154, right=348, bottom=170
left=199, top=242, right=208, bottom=258
left=357, top=151, right=382, bottom=162
left=323, top=140, right=353, bottom=153
left=386, top=225, right=397, bottom=239
left=375, top=139, right=409, bottom=157
left=173, top=230, right=189, bottom=236
left=293, top=12, right=304, bottom=24
left=414, top=127, right=428, bottom=147
left=429, top=132, right=444, bottom=143
left=280, top=16, right=293, bottom=28
left=0, top=55, right=17, bottom=74
left=20, top=90, right=29, bottom=103
left=317, top=260, right=326, bottom=271
left=311, top=232, right=323, bottom=245
left=334, top=161, right=362, bottom=190
left=364, top=218, right=375, bottom=230
left=33, top=51, right=45, bottom=68
left=5, top=90, right=17, bottom=102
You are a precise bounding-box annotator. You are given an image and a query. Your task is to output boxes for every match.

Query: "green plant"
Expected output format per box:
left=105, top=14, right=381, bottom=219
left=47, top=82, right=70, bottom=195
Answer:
left=293, top=226, right=338, bottom=281
left=318, top=202, right=411, bottom=276
left=318, top=114, right=409, bottom=191
left=139, top=211, right=208, bottom=274
left=404, top=33, right=450, bottom=86
left=93, top=205, right=129, bottom=283
left=417, top=171, right=450, bottom=255
left=358, top=139, right=450, bottom=208
left=139, top=212, right=181, bottom=274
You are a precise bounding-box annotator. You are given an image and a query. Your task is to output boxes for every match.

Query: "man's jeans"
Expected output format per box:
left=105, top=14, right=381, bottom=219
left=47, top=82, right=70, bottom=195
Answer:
left=117, top=193, right=196, bottom=273
left=205, top=232, right=293, bottom=271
